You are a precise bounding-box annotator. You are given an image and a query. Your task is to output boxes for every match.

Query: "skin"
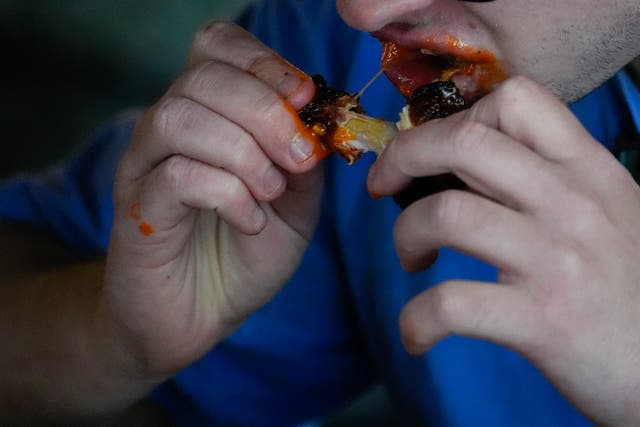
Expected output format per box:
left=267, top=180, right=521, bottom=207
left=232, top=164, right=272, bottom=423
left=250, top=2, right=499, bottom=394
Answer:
left=104, top=22, right=323, bottom=375
left=3, top=0, right=640, bottom=425
left=338, top=0, right=640, bottom=102
left=338, top=0, right=640, bottom=425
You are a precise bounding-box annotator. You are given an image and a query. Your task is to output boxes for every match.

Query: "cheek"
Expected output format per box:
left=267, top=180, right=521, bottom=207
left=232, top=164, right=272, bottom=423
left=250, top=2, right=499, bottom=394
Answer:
left=504, top=4, right=640, bottom=102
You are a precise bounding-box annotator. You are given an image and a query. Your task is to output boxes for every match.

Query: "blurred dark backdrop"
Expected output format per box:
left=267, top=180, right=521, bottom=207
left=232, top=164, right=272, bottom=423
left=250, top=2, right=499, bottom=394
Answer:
left=0, top=0, right=250, bottom=179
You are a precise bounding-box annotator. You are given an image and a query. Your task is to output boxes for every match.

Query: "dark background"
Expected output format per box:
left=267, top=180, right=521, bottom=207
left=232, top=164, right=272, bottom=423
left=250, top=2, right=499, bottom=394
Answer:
left=0, top=0, right=250, bottom=178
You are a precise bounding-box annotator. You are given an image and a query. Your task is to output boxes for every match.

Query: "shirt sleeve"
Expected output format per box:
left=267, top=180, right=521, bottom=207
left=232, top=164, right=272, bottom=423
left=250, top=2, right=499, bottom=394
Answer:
left=0, top=110, right=139, bottom=257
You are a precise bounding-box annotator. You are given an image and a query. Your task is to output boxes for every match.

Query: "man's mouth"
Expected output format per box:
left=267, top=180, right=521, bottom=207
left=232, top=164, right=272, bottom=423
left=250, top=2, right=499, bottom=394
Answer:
left=376, top=35, right=508, bottom=103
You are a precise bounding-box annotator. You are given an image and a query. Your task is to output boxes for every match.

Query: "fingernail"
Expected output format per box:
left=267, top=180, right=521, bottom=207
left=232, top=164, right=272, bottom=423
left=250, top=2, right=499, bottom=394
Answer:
left=262, top=166, right=285, bottom=196
left=277, top=71, right=302, bottom=96
left=290, top=134, right=314, bottom=163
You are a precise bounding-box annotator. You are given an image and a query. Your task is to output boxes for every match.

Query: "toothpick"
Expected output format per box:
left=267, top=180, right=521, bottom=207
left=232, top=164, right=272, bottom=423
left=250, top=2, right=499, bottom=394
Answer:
left=354, top=68, right=384, bottom=100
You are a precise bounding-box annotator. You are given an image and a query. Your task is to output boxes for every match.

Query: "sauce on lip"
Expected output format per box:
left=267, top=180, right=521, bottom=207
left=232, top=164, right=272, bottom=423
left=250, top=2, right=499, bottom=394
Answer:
left=381, top=42, right=414, bottom=69
left=381, top=41, right=445, bottom=97
left=380, top=36, right=508, bottom=100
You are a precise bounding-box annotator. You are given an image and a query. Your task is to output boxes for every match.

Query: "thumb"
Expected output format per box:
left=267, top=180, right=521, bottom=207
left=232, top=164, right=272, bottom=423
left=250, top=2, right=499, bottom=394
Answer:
left=399, top=281, right=541, bottom=356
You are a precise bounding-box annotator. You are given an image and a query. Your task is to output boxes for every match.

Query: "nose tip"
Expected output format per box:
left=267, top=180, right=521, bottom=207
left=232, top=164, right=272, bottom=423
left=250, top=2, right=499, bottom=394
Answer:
left=336, top=0, right=390, bottom=32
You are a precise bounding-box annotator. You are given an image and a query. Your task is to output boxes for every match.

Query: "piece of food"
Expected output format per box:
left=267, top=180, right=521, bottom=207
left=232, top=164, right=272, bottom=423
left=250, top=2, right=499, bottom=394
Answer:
left=397, top=80, right=466, bottom=130
left=393, top=81, right=468, bottom=209
left=297, top=75, right=398, bottom=164
left=380, top=38, right=507, bottom=208
left=380, top=38, right=507, bottom=104
left=297, top=37, right=507, bottom=207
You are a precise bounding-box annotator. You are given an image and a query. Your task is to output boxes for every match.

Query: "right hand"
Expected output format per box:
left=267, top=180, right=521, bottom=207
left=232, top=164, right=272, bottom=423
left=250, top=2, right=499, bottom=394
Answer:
left=103, top=22, right=323, bottom=377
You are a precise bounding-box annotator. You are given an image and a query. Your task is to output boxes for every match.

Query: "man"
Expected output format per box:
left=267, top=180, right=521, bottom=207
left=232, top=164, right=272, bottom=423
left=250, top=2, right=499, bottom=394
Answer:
left=2, top=0, right=640, bottom=425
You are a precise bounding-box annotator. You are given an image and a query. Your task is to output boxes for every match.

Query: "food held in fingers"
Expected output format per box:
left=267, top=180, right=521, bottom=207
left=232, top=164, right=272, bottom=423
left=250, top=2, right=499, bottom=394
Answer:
left=297, top=75, right=398, bottom=164
left=296, top=36, right=507, bottom=207
left=379, top=37, right=507, bottom=208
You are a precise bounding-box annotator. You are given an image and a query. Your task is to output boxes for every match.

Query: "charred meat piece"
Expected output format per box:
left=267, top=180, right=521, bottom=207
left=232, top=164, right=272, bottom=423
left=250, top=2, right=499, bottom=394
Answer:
left=296, top=75, right=469, bottom=208
left=407, top=81, right=466, bottom=126
left=393, top=81, right=468, bottom=209
left=298, top=75, right=365, bottom=127
left=298, top=75, right=397, bottom=164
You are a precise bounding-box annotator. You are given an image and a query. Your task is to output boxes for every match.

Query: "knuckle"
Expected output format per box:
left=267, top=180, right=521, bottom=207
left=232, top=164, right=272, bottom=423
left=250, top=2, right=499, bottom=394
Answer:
left=193, top=21, right=239, bottom=53
left=252, top=89, right=283, bottom=123
left=483, top=75, right=540, bottom=121
left=429, top=282, right=461, bottom=326
left=220, top=175, right=245, bottom=201
left=246, top=50, right=282, bottom=76
left=426, top=190, right=466, bottom=233
left=227, top=134, right=255, bottom=169
left=446, top=120, right=490, bottom=163
left=183, top=60, right=227, bottom=95
left=554, top=246, right=588, bottom=283
left=496, top=75, right=541, bottom=102
left=158, top=156, right=190, bottom=192
left=152, top=97, right=198, bottom=147
left=561, top=192, right=605, bottom=237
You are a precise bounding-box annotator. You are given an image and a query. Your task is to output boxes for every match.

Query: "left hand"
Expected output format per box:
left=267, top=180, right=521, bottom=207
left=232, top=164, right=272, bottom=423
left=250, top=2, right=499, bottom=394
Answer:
left=367, top=76, right=640, bottom=426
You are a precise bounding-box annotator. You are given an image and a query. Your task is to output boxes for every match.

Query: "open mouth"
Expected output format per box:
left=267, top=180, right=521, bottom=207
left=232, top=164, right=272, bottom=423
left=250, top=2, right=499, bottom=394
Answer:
left=379, top=36, right=508, bottom=104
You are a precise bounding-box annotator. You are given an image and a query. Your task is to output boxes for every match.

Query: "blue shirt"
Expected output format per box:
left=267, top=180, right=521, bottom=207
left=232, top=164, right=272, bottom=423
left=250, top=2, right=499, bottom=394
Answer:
left=2, top=1, right=640, bottom=426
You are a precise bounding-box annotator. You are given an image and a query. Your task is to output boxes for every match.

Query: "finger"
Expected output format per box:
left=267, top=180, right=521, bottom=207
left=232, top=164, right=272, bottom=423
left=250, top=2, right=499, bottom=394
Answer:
left=122, top=97, right=286, bottom=201
left=119, top=155, right=266, bottom=238
left=368, top=114, right=556, bottom=210
left=170, top=60, right=321, bottom=171
left=467, top=76, right=602, bottom=161
left=394, top=190, right=543, bottom=273
left=188, top=22, right=314, bottom=108
left=399, top=281, right=540, bottom=355
left=121, top=62, right=321, bottom=184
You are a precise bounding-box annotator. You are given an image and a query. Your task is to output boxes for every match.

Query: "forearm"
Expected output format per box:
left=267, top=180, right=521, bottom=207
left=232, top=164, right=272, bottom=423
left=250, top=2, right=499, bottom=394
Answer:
left=0, top=260, right=160, bottom=423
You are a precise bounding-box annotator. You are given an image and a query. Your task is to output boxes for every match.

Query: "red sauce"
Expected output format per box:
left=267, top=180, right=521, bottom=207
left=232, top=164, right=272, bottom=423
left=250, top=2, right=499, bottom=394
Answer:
left=139, top=222, right=155, bottom=236
left=381, top=42, right=415, bottom=69
left=369, top=191, right=383, bottom=200
left=129, top=202, right=142, bottom=221
left=381, top=41, right=443, bottom=98
left=332, top=126, right=356, bottom=144
left=283, top=100, right=330, bottom=161
left=381, top=36, right=508, bottom=100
